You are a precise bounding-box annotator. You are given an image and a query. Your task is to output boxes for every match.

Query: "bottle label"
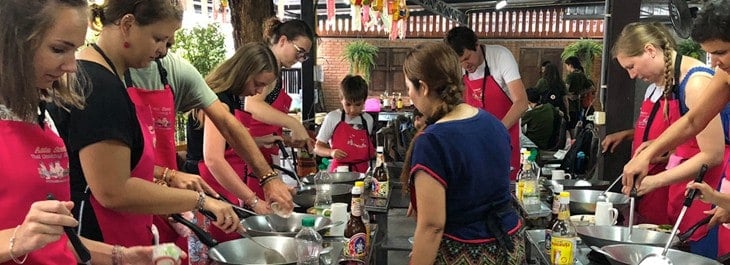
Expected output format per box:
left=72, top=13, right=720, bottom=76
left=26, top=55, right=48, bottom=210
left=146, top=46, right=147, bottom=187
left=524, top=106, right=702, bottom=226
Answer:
left=344, top=232, right=367, bottom=258
left=550, top=237, right=575, bottom=265
left=370, top=178, right=389, bottom=198
left=544, top=229, right=552, bottom=251
left=351, top=197, right=362, bottom=217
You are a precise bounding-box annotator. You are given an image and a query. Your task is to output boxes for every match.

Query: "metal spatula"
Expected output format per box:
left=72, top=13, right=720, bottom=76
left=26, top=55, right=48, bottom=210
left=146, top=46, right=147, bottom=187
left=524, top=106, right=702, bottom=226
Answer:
left=639, top=164, right=708, bottom=265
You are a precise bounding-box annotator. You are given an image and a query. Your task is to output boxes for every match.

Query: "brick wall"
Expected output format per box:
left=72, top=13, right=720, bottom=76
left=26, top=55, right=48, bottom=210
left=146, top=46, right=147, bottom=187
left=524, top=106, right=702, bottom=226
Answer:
left=316, top=38, right=604, bottom=112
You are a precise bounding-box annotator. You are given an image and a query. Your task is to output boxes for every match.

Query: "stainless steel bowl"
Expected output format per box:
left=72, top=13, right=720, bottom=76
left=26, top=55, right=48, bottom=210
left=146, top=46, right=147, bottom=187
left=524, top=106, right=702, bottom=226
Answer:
left=566, top=189, right=629, bottom=214
left=240, top=213, right=332, bottom=237
left=600, top=244, right=721, bottom=265
left=576, top=226, right=678, bottom=248
left=293, top=183, right=353, bottom=209
left=301, top=172, right=364, bottom=184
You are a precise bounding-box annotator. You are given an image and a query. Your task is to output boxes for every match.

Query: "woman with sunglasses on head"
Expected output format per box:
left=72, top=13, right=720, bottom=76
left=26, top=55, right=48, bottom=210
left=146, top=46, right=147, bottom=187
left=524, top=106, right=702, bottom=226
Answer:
left=238, top=18, right=315, bottom=199
left=48, top=0, right=240, bottom=248
left=0, top=0, right=170, bottom=263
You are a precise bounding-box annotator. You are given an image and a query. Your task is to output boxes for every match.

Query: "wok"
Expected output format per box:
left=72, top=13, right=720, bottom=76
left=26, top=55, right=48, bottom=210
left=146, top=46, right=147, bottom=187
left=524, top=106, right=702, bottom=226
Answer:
left=567, top=189, right=629, bottom=214
left=547, top=179, right=610, bottom=191
left=599, top=244, right=721, bottom=265
left=171, top=214, right=298, bottom=265
left=576, top=226, right=678, bottom=248
left=301, top=172, right=364, bottom=184
left=293, top=183, right=353, bottom=209
left=241, top=212, right=333, bottom=237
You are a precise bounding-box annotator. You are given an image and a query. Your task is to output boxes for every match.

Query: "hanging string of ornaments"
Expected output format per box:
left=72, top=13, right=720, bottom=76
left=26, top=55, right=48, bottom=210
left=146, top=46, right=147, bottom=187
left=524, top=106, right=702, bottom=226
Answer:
left=327, top=0, right=409, bottom=40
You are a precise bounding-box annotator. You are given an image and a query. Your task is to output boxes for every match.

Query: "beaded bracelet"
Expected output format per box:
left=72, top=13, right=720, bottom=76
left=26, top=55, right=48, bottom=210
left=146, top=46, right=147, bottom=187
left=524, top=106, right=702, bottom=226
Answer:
left=195, top=192, right=206, bottom=211
left=160, top=167, right=170, bottom=182
left=111, top=245, right=124, bottom=265
left=260, top=175, right=280, bottom=187
left=247, top=196, right=259, bottom=208
left=9, top=225, right=28, bottom=264
left=167, top=169, right=177, bottom=184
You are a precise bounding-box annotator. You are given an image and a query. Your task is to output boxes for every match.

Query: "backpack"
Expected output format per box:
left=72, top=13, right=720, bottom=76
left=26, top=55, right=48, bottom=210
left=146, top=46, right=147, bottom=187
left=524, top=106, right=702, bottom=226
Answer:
left=560, top=123, right=599, bottom=176
left=672, top=54, right=730, bottom=144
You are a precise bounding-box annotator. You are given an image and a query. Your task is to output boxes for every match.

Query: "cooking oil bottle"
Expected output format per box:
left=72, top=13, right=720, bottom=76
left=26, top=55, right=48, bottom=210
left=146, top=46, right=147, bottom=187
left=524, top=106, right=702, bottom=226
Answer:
left=550, top=191, right=576, bottom=265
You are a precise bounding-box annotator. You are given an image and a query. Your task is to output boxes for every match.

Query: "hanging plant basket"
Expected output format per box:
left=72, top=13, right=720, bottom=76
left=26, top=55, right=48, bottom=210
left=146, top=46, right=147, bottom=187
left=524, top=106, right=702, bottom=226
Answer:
left=561, top=39, right=603, bottom=77
left=342, top=40, right=379, bottom=82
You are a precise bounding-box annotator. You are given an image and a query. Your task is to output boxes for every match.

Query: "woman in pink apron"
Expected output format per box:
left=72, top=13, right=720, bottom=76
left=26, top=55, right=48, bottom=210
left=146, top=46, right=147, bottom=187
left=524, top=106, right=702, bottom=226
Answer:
left=314, top=75, right=375, bottom=173
left=51, top=0, right=239, bottom=248
left=0, top=0, right=159, bottom=263
left=612, top=22, right=729, bottom=258
left=195, top=43, right=280, bottom=242
left=240, top=18, right=315, bottom=198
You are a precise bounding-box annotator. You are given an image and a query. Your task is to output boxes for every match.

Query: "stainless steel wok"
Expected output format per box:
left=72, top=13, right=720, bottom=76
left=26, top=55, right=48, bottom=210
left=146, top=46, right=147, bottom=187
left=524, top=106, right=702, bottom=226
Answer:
left=566, top=189, right=629, bottom=214
left=547, top=179, right=611, bottom=190
left=293, top=183, right=353, bottom=209
left=576, top=226, right=678, bottom=248
left=599, top=244, right=721, bottom=265
left=171, top=214, right=298, bottom=265
left=241, top=212, right=332, bottom=237
left=301, top=172, right=364, bottom=184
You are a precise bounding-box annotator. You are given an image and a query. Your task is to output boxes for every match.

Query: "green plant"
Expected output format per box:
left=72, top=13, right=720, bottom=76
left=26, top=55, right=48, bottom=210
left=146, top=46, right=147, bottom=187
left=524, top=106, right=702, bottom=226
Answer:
left=342, top=40, right=379, bottom=82
left=171, top=23, right=227, bottom=77
left=561, top=39, right=603, bottom=77
left=678, top=39, right=706, bottom=61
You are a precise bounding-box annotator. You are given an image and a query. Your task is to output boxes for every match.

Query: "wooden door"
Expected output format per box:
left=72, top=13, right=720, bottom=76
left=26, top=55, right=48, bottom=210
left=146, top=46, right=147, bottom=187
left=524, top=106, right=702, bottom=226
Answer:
left=519, top=48, right=564, bottom=88
left=371, top=47, right=409, bottom=97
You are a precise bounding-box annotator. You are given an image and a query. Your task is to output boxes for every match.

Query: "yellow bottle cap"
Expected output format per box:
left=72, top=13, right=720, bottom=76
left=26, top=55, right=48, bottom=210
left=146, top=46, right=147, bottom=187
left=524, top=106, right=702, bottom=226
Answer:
left=355, top=181, right=365, bottom=187
left=559, top=191, right=570, bottom=198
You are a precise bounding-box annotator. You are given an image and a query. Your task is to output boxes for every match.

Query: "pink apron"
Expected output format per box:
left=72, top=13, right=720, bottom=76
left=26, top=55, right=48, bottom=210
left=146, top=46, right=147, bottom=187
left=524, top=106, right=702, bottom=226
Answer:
left=0, top=116, right=76, bottom=265
left=463, top=46, right=519, bottom=180
left=328, top=111, right=374, bottom=173
left=88, top=45, right=156, bottom=247
left=124, top=64, right=189, bottom=258
left=198, top=95, right=248, bottom=242
left=239, top=85, right=292, bottom=199
left=630, top=93, right=677, bottom=225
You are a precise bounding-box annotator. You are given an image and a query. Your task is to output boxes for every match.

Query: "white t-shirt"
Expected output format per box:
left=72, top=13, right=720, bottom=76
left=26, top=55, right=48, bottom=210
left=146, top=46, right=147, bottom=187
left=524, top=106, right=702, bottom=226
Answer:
left=465, top=44, right=522, bottom=99
left=316, top=109, right=374, bottom=144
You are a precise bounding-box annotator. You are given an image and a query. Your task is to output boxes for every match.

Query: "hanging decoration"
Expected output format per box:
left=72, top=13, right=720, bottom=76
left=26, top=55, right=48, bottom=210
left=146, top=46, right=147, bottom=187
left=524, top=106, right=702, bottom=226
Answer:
left=361, top=0, right=372, bottom=28
left=351, top=0, right=363, bottom=31
left=366, top=0, right=383, bottom=29
left=381, top=0, right=392, bottom=33
left=326, top=0, right=336, bottom=26
left=388, top=0, right=408, bottom=40
left=277, top=0, right=285, bottom=19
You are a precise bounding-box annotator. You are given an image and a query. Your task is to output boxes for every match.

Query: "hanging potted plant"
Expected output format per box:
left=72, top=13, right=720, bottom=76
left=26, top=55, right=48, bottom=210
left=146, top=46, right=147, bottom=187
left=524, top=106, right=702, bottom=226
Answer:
left=342, top=40, right=379, bottom=82
left=678, top=39, right=706, bottom=61
left=561, top=39, right=603, bottom=78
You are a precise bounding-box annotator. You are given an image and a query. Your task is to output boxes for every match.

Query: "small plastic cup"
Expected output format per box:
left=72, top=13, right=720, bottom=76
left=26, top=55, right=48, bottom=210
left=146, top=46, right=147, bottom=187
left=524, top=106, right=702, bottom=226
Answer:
left=270, top=202, right=292, bottom=218
left=152, top=243, right=182, bottom=265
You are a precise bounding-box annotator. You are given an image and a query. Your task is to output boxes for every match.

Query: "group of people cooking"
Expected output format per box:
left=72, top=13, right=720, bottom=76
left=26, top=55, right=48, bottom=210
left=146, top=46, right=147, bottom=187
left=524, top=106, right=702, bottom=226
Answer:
left=5, top=0, right=730, bottom=265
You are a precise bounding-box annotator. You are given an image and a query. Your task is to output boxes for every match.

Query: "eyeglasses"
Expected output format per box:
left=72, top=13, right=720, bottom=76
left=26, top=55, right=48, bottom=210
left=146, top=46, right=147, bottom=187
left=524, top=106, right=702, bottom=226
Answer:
left=291, top=43, right=310, bottom=62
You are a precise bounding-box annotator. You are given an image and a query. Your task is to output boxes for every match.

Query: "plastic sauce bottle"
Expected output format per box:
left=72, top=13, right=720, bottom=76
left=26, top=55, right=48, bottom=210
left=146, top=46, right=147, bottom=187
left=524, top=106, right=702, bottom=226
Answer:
left=295, top=216, right=323, bottom=265
left=344, top=181, right=367, bottom=259
left=550, top=191, right=576, bottom=265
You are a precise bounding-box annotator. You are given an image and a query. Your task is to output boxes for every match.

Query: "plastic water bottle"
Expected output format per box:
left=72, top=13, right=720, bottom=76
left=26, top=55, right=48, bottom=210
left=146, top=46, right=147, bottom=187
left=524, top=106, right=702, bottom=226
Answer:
left=296, top=217, right=322, bottom=265
left=314, top=171, right=332, bottom=212
left=575, top=151, right=586, bottom=175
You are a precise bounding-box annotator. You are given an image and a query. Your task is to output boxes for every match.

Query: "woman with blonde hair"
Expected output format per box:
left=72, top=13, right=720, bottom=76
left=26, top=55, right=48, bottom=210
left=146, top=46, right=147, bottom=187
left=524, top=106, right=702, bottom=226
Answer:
left=191, top=42, right=280, bottom=241
left=49, top=0, right=239, bottom=248
left=609, top=21, right=727, bottom=257
left=402, top=42, right=524, bottom=264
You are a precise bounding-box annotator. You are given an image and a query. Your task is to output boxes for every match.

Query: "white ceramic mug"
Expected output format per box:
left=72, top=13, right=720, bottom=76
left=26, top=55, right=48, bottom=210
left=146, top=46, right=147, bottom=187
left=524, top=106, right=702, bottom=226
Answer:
left=327, top=202, right=348, bottom=237
left=595, top=201, right=618, bottom=226
left=551, top=170, right=572, bottom=180
left=594, top=111, right=606, bottom=125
